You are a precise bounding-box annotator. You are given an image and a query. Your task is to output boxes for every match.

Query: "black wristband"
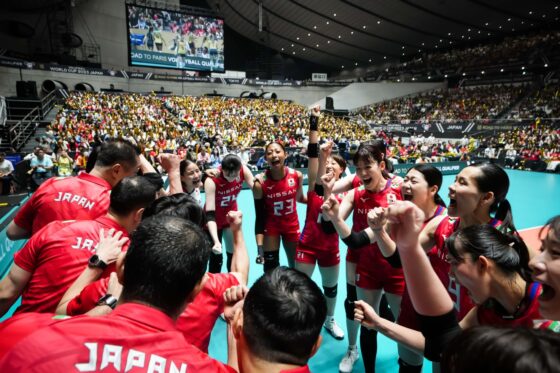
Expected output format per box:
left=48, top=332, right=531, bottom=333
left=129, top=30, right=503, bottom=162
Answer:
left=308, top=143, right=318, bottom=158
left=206, top=210, right=216, bottom=222
left=314, top=183, right=324, bottom=196
left=384, top=250, right=402, bottom=268
left=310, top=115, right=319, bottom=131
left=417, top=309, right=461, bottom=362
left=341, top=230, right=370, bottom=249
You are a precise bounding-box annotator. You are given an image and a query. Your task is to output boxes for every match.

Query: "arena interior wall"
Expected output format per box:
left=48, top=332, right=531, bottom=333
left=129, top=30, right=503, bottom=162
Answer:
left=310, top=82, right=447, bottom=111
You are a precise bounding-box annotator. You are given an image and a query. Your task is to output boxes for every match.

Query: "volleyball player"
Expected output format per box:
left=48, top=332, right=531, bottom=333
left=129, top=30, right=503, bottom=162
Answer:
left=530, top=215, right=560, bottom=327
left=325, top=164, right=447, bottom=372
left=205, top=154, right=254, bottom=273
left=354, top=202, right=544, bottom=364
left=322, top=143, right=404, bottom=373
left=295, top=107, right=345, bottom=339
left=253, top=142, right=305, bottom=272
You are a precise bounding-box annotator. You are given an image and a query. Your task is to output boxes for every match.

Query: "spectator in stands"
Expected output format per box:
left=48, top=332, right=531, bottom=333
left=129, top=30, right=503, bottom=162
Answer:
left=56, top=150, right=73, bottom=177
left=29, top=149, right=54, bottom=188
left=0, top=153, right=14, bottom=195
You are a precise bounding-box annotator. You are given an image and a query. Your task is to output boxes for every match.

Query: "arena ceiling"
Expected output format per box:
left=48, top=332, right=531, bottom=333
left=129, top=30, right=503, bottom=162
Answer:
left=210, top=0, right=560, bottom=70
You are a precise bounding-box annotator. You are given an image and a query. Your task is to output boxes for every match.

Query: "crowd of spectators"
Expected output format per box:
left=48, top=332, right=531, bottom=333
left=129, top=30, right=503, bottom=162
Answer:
left=507, top=83, right=560, bottom=120
left=370, top=31, right=560, bottom=79
left=357, top=84, right=525, bottom=124
left=36, top=92, right=368, bottom=175
left=475, top=123, right=560, bottom=171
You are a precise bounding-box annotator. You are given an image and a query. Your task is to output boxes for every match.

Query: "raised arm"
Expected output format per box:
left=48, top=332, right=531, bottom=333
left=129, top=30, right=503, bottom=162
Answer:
left=226, top=211, right=249, bottom=285
left=307, top=106, right=320, bottom=192
left=252, top=175, right=265, bottom=260
left=204, top=177, right=222, bottom=255
left=158, top=153, right=183, bottom=195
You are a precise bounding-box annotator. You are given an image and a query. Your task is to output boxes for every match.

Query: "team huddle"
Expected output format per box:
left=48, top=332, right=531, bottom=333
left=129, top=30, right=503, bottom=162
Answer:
left=0, top=108, right=559, bottom=372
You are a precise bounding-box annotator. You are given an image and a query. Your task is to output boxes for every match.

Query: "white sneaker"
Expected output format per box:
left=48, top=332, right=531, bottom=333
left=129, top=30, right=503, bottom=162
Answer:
left=324, top=318, right=345, bottom=340
left=339, top=346, right=359, bottom=373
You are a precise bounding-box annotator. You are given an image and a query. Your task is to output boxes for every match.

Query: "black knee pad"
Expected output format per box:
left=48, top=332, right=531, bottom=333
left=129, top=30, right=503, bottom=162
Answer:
left=226, top=252, right=233, bottom=273
left=398, top=358, right=423, bottom=373
left=208, top=252, right=223, bottom=273
left=347, top=283, right=357, bottom=301
left=379, top=294, right=395, bottom=322
left=344, top=298, right=355, bottom=320
left=263, top=250, right=280, bottom=273
left=323, top=284, right=337, bottom=298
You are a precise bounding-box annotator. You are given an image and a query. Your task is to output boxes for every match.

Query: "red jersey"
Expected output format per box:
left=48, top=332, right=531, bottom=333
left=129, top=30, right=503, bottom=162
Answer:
left=14, top=173, right=112, bottom=235
left=298, top=190, right=342, bottom=251
left=176, top=273, right=239, bottom=352
left=13, top=216, right=128, bottom=314
left=353, top=179, right=404, bottom=292
left=261, top=167, right=300, bottom=234
left=67, top=273, right=239, bottom=353
left=0, top=313, right=67, bottom=360
left=432, top=217, right=501, bottom=319
left=206, top=167, right=244, bottom=229
left=477, top=282, right=542, bottom=327
left=352, top=179, right=402, bottom=232
left=0, top=303, right=235, bottom=373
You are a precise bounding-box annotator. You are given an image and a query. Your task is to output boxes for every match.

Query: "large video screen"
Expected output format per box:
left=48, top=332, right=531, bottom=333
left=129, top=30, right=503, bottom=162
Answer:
left=126, top=5, right=224, bottom=72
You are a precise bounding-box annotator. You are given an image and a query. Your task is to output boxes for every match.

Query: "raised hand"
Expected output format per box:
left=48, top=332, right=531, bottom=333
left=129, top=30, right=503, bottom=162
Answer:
left=367, top=207, right=388, bottom=231
left=95, top=228, right=129, bottom=264
left=321, top=194, right=340, bottom=221
left=354, top=300, right=382, bottom=330
left=157, top=153, right=181, bottom=172
left=384, top=201, right=425, bottom=252
left=223, top=285, right=249, bottom=323
left=226, top=210, right=243, bottom=231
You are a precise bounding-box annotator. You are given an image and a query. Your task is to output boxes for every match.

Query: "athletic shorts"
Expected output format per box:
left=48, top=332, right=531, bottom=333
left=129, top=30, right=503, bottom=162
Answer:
left=346, top=246, right=362, bottom=264
left=295, top=242, right=340, bottom=267
left=396, top=288, right=420, bottom=330
left=264, top=227, right=300, bottom=243
left=355, top=245, right=405, bottom=294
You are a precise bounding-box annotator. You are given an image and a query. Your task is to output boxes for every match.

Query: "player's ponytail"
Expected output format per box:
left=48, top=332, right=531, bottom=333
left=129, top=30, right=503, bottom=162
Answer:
left=495, top=199, right=516, bottom=234
left=447, top=225, right=531, bottom=282
left=470, top=162, right=517, bottom=233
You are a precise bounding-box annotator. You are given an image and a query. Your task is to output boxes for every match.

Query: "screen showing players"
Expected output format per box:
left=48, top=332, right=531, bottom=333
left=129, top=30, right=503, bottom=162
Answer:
left=126, top=5, right=224, bottom=72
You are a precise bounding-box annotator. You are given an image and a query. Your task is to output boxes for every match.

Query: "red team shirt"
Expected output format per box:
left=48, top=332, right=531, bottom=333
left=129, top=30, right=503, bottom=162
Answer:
left=176, top=272, right=239, bottom=352
left=477, top=282, right=542, bottom=327
left=0, top=303, right=235, bottom=373
left=261, top=167, right=300, bottom=241
left=296, top=190, right=342, bottom=267
left=353, top=179, right=405, bottom=294
left=13, top=216, right=128, bottom=314
left=206, top=168, right=244, bottom=229
left=432, top=217, right=502, bottom=319
left=14, top=172, right=112, bottom=235
left=0, top=313, right=67, bottom=360
left=67, top=272, right=239, bottom=353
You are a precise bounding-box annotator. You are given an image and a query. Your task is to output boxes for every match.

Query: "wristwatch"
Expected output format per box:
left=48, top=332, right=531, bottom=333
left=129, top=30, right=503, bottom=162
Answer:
left=97, top=294, right=118, bottom=310
left=88, top=254, right=108, bottom=270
